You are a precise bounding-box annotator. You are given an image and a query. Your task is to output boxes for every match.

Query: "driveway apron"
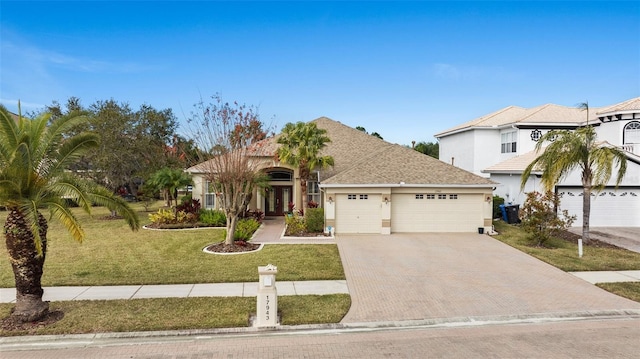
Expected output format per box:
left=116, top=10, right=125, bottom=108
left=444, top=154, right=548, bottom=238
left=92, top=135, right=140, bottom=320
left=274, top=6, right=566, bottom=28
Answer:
left=337, top=233, right=640, bottom=323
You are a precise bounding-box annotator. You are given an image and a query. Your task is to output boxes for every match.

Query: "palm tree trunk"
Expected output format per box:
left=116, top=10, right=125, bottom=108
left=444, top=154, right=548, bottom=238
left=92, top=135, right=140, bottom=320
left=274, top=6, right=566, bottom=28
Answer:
left=582, top=185, right=591, bottom=244
left=4, top=208, right=49, bottom=322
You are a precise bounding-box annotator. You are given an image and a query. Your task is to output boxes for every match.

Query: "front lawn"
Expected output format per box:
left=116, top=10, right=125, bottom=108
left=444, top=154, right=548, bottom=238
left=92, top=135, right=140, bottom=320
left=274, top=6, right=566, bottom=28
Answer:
left=493, top=220, right=640, bottom=271
left=0, top=204, right=345, bottom=287
left=0, top=294, right=351, bottom=336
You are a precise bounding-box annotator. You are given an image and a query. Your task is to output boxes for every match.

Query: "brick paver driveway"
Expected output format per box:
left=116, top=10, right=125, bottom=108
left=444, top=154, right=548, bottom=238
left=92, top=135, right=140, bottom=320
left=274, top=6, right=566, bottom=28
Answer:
left=337, top=233, right=640, bottom=323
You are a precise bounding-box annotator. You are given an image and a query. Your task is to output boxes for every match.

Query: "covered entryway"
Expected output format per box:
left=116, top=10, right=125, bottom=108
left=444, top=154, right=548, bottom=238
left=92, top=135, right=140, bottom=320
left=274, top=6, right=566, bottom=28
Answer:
left=391, top=193, right=484, bottom=232
left=558, top=187, right=640, bottom=227
left=334, top=194, right=382, bottom=234
left=264, top=186, right=292, bottom=216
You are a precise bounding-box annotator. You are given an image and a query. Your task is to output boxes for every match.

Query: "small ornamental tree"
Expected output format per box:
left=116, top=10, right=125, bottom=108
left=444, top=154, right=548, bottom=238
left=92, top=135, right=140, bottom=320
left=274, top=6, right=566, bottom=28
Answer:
left=187, top=94, right=271, bottom=246
left=519, top=191, right=576, bottom=247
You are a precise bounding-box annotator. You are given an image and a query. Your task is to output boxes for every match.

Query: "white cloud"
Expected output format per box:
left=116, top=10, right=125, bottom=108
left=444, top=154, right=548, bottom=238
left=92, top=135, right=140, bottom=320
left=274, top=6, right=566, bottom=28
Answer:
left=431, top=63, right=523, bottom=82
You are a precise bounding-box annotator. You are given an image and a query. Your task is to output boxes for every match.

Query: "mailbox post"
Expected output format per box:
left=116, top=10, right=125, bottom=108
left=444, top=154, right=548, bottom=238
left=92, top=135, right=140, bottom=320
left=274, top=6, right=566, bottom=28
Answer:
left=256, top=264, right=278, bottom=327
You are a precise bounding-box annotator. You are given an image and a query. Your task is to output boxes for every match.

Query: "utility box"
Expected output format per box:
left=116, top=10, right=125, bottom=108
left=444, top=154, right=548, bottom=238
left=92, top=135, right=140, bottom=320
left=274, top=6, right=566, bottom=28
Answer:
left=256, top=264, right=278, bottom=327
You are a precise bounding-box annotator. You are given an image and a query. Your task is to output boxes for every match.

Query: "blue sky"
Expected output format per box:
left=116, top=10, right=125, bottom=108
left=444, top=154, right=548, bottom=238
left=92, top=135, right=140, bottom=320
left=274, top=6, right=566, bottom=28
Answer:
left=1, top=1, right=639, bottom=145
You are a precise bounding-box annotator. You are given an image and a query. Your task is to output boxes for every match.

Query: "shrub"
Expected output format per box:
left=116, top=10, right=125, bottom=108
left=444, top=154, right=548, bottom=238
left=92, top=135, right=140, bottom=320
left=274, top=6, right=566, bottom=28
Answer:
left=285, top=215, right=306, bottom=236
left=149, top=208, right=179, bottom=225
left=493, top=195, right=505, bottom=219
left=307, top=201, right=319, bottom=208
left=519, top=191, right=576, bottom=246
left=305, top=208, right=324, bottom=233
left=199, top=209, right=226, bottom=227
left=176, top=198, right=201, bottom=221
left=234, top=218, right=261, bottom=241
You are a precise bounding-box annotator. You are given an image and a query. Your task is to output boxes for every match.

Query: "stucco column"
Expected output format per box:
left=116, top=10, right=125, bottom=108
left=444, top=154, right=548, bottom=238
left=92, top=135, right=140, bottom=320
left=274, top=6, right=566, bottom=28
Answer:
left=381, top=192, right=391, bottom=235
left=324, top=192, right=336, bottom=232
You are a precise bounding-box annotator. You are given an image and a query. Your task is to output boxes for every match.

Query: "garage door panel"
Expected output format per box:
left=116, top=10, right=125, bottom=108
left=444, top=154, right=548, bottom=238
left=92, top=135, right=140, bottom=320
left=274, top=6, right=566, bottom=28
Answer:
left=391, top=194, right=482, bottom=233
left=335, top=194, right=381, bottom=234
left=559, top=187, right=640, bottom=227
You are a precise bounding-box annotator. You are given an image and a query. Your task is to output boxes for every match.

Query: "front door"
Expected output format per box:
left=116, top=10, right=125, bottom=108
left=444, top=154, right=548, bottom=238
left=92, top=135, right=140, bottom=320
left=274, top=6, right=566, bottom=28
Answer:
left=265, top=186, right=292, bottom=216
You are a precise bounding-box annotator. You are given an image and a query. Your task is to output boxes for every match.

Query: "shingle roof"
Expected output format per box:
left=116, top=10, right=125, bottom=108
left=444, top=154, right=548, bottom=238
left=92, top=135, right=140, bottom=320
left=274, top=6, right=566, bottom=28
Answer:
left=308, top=117, right=494, bottom=186
left=188, top=116, right=495, bottom=186
left=322, top=142, right=496, bottom=186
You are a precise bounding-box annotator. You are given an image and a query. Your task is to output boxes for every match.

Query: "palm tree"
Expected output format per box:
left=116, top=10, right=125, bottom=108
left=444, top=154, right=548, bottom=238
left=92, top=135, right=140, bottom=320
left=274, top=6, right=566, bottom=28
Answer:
left=148, top=167, right=192, bottom=207
left=0, top=105, right=140, bottom=322
left=276, top=122, right=334, bottom=210
left=521, top=103, right=627, bottom=244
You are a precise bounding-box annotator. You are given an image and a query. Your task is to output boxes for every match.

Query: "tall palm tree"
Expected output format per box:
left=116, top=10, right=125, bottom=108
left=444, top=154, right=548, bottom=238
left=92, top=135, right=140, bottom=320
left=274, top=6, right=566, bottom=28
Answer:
left=521, top=103, right=627, bottom=244
left=276, top=122, right=334, bottom=210
left=0, top=105, right=139, bottom=322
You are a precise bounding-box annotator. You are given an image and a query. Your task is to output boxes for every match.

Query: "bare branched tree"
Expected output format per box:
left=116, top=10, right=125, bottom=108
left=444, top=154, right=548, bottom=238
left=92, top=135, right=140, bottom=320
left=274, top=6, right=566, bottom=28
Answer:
left=187, top=94, right=270, bottom=245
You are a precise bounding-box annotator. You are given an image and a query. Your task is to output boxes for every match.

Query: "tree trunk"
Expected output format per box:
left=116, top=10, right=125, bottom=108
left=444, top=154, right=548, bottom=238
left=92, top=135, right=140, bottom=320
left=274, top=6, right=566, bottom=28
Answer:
left=4, top=208, right=49, bottom=322
left=582, top=184, right=592, bottom=244
left=299, top=165, right=309, bottom=211
left=225, top=213, right=239, bottom=245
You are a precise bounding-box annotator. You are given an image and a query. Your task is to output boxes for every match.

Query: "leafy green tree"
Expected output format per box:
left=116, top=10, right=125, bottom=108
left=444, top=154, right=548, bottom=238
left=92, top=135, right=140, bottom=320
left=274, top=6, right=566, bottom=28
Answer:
left=519, top=191, right=576, bottom=246
left=47, top=98, right=180, bottom=193
left=355, top=126, right=383, bottom=140
left=148, top=167, right=193, bottom=207
left=414, top=141, right=439, bottom=159
left=277, top=122, right=334, bottom=209
left=521, top=103, right=627, bottom=244
left=187, top=94, right=270, bottom=246
left=0, top=105, right=139, bottom=322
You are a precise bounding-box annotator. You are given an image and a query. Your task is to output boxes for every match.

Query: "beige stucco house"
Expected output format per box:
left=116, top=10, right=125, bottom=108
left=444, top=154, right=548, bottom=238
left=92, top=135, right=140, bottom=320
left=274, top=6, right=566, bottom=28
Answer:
left=187, top=117, right=496, bottom=234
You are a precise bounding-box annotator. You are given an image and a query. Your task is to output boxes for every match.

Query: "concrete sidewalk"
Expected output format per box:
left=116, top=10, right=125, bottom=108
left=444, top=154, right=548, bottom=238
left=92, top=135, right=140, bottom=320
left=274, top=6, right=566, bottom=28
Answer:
left=0, top=280, right=348, bottom=303
left=569, top=270, right=640, bottom=284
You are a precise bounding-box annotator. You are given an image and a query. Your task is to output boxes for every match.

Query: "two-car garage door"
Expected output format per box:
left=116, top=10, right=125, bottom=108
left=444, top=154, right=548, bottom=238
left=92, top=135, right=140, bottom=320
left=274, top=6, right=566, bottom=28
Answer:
left=391, top=193, right=483, bottom=232
left=334, top=192, right=484, bottom=233
left=558, top=187, right=640, bottom=227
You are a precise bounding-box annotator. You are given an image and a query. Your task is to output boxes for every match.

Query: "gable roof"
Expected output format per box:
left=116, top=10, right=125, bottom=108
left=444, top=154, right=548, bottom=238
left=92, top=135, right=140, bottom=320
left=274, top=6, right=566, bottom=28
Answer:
left=187, top=116, right=495, bottom=187
left=311, top=117, right=494, bottom=186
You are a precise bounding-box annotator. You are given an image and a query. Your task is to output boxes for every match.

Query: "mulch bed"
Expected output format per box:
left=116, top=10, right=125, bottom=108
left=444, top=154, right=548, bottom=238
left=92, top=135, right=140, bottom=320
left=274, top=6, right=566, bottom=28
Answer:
left=1, top=310, right=64, bottom=334
left=205, top=242, right=261, bottom=253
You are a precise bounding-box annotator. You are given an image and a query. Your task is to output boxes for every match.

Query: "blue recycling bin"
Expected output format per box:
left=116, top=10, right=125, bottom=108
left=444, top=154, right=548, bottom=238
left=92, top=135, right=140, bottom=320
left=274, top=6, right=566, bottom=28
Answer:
left=499, top=204, right=508, bottom=222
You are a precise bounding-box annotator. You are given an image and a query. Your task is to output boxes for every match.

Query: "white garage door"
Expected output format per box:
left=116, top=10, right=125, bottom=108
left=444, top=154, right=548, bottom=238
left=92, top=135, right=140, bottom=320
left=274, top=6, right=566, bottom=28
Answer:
left=391, top=193, right=483, bottom=232
left=558, top=187, right=640, bottom=227
left=335, top=194, right=381, bottom=234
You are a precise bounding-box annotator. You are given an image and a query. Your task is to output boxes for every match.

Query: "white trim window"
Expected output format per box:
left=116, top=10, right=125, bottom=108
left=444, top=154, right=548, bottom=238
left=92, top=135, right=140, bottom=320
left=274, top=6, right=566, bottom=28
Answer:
left=624, top=121, right=640, bottom=144
left=307, top=180, right=321, bottom=206
left=501, top=131, right=517, bottom=153
left=205, top=181, right=216, bottom=209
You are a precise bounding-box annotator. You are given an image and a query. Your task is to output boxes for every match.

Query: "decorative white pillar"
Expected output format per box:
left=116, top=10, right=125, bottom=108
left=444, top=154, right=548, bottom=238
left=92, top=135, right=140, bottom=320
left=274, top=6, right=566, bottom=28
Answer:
left=256, top=264, right=278, bottom=327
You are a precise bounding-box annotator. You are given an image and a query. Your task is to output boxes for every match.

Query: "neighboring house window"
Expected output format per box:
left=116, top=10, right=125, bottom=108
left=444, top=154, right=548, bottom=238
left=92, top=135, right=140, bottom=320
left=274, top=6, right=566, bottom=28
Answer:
left=204, top=181, right=216, bottom=209
left=438, top=194, right=447, bottom=199
left=359, top=194, right=369, bottom=200
left=307, top=180, right=320, bottom=205
left=501, top=131, right=517, bottom=153
left=449, top=194, right=458, bottom=199
left=348, top=194, right=357, bottom=200
left=624, top=121, right=640, bottom=144
left=426, top=194, right=435, bottom=199
left=415, top=194, right=424, bottom=199
left=530, top=129, right=542, bottom=142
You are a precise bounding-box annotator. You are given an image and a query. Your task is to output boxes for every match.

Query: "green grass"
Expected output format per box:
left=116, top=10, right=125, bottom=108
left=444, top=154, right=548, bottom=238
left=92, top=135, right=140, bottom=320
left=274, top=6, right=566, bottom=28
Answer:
left=0, top=203, right=345, bottom=287
left=0, top=294, right=351, bottom=336
left=493, top=220, right=640, bottom=272
left=597, top=283, right=640, bottom=303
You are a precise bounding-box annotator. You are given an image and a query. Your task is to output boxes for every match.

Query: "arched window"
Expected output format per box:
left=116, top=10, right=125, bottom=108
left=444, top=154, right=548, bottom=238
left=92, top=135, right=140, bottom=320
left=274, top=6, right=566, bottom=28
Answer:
left=624, top=121, right=640, bottom=144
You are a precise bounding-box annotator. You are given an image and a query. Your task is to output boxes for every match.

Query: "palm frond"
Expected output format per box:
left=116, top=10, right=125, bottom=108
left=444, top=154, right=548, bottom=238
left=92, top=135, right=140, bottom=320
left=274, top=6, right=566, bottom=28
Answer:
left=87, top=185, right=140, bottom=231
left=47, top=199, right=85, bottom=243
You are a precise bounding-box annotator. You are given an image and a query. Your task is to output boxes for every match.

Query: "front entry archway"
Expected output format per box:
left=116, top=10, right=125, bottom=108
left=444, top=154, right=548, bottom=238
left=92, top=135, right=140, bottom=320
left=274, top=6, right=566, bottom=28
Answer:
left=265, top=186, right=292, bottom=216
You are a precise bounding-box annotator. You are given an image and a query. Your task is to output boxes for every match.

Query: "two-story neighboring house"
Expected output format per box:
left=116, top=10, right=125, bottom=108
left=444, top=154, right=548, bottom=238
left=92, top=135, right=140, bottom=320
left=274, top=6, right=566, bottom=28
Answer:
left=435, top=97, right=640, bottom=227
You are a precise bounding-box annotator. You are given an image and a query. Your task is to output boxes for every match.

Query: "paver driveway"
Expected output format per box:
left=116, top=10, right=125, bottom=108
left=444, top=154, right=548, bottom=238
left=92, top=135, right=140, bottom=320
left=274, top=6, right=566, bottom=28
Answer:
left=337, top=233, right=640, bottom=323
